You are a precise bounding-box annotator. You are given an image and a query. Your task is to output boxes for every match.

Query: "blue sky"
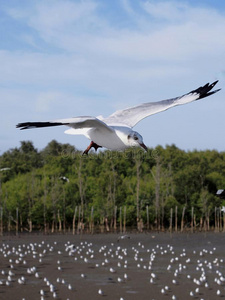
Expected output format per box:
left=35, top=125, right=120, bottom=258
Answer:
left=0, top=0, right=225, bottom=154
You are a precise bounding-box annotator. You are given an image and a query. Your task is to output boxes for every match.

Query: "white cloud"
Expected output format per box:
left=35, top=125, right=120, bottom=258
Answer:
left=6, top=0, right=100, bottom=48
left=5, top=0, right=225, bottom=64
left=142, top=1, right=189, bottom=22
left=7, top=0, right=98, bottom=30
left=121, top=0, right=137, bottom=17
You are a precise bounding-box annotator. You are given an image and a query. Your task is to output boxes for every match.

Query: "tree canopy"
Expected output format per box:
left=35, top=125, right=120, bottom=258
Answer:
left=0, top=141, right=225, bottom=233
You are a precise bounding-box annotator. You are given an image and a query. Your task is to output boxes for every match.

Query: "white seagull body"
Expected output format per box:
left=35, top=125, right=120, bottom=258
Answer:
left=17, top=81, right=220, bottom=154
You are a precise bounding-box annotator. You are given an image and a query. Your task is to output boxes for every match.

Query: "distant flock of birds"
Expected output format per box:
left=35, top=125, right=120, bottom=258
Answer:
left=0, top=235, right=225, bottom=299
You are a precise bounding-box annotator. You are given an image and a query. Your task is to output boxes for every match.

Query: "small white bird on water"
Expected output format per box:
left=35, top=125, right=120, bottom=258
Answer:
left=17, top=81, right=220, bottom=155
left=98, top=289, right=104, bottom=296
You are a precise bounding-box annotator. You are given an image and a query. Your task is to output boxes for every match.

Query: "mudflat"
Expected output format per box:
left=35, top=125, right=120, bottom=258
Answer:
left=0, top=232, right=225, bottom=300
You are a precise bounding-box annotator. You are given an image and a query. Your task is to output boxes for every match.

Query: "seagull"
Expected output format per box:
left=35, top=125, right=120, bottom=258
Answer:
left=16, top=81, right=220, bottom=155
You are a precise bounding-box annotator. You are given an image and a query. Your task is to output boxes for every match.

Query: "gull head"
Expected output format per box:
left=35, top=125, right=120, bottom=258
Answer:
left=127, top=131, right=147, bottom=151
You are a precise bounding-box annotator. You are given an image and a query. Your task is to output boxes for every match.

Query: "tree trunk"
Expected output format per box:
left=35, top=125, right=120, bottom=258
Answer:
left=73, top=206, right=77, bottom=235
left=114, top=206, right=117, bottom=231
left=170, top=208, right=173, bottom=235
left=181, top=206, right=186, bottom=232
left=120, top=207, right=122, bottom=233
left=58, top=210, right=62, bottom=232
left=151, top=157, right=161, bottom=230
left=191, top=206, right=194, bottom=233
left=28, top=197, right=32, bottom=233
left=105, top=217, right=109, bottom=232
left=175, top=206, right=178, bottom=232
left=78, top=158, right=85, bottom=225
left=90, top=206, right=94, bottom=234
left=28, top=218, right=32, bottom=233
left=8, top=212, right=11, bottom=232
left=111, top=161, right=117, bottom=231
left=51, top=212, right=56, bottom=233
left=207, top=208, right=210, bottom=231
left=43, top=177, right=47, bottom=234
left=200, top=217, right=203, bottom=231
left=136, top=159, right=141, bottom=229
left=63, top=188, right=66, bottom=234
left=16, top=207, right=19, bottom=236
left=223, top=209, right=225, bottom=232
left=215, top=207, right=217, bottom=232
left=146, top=205, right=149, bottom=230
left=0, top=206, right=3, bottom=236
left=123, top=206, right=126, bottom=233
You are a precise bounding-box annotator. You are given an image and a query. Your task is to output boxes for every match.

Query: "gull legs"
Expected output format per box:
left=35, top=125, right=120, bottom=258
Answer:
left=83, top=141, right=102, bottom=155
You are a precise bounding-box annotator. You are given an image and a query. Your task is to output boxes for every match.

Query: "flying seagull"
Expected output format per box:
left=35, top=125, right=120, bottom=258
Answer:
left=17, top=81, right=220, bottom=155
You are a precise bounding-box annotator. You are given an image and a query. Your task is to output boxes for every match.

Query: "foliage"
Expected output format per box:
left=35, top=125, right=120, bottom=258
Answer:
left=0, top=141, right=225, bottom=231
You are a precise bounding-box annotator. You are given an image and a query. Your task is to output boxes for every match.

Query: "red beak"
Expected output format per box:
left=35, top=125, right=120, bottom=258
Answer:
left=140, top=143, right=148, bottom=151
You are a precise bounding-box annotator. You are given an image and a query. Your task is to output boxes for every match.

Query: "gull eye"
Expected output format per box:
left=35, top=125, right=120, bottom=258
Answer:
left=134, top=136, right=138, bottom=141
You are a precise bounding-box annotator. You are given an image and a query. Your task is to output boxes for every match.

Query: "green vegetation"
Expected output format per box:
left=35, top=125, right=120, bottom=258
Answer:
left=0, top=140, right=225, bottom=233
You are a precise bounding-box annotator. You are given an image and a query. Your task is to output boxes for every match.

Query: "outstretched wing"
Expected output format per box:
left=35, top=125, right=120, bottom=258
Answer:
left=16, top=116, right=114, bottom=137
left=104, top=81, right=220, bottom=128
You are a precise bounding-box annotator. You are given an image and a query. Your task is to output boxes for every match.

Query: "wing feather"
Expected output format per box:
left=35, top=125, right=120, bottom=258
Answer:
left=104, top=81, right=220, bottom=128
left=17, top=116, right=114, bottom=135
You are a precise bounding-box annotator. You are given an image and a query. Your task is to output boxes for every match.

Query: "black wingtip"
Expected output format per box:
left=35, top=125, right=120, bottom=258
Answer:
left=16, top=123, right=28, bottom=130
left=16, top=121, right=66, bottom=130
left=16, top=122, right=35, bottom=130
left=211, top=80, right=219, bottom=87
left=191, top=80, right=221, bottom=100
